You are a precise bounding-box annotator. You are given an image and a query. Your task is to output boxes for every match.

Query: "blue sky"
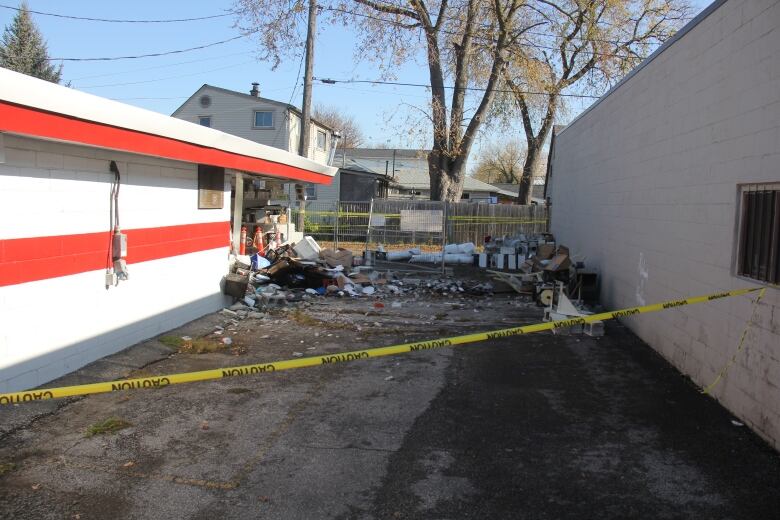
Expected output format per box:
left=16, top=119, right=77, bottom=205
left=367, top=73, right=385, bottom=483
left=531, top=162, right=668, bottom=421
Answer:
left=1, top=0, right=712, bottom=154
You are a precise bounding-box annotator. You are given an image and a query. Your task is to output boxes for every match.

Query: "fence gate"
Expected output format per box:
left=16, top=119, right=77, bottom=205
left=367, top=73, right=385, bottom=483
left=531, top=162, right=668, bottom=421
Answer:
left=292, top=200, right=548, bottom=254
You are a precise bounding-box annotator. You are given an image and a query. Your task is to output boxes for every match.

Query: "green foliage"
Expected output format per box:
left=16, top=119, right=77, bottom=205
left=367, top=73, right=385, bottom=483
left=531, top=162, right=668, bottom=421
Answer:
left=0, top=2, right=63, bottom=83
left=303, top=216, right=321, bottom=234
left=85, top=417, right=132, bottom=437
left=158, top=335, right=184, bottom=349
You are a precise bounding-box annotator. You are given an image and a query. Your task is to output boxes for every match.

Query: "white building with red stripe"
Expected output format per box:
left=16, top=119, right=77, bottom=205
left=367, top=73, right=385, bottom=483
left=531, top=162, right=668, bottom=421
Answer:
left=0, top=67, right=336, bottom=393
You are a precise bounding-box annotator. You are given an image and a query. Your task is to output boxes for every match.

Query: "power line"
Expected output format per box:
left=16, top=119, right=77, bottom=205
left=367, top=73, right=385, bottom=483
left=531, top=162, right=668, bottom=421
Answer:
left=77, top=60, right=257, bottom=89
left=0, top=3, right=231, bottom=23
left=1, top=1, right=689, bottom=48
left=47, top=35, right=248, bottom=62
left=321, top=6, right=662, bottom=60
left=68, top=51, right=253, bottom=81
left=314, top=77, right=602, bottom=98
left=273, top=52, right=307, bottom=145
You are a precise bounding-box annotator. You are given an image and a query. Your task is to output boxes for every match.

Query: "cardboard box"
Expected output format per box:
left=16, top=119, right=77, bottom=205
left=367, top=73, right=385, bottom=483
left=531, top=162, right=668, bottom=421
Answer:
left=544, top=253, right=571, bottom=272
left=536, top=243, right=555, bottom=260
left=319, top=247, right=354, bottom=268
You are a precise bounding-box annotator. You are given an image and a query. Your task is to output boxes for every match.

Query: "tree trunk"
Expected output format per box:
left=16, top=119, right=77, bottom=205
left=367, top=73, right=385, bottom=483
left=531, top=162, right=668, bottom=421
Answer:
left=428, top=149, right=465, bottom=201
left=518, top=143, right=541, bottom=204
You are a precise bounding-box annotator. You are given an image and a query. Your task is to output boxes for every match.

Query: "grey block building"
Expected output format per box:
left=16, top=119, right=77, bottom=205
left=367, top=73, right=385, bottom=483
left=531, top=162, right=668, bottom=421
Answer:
left=548, top=0, right=780, bottom=448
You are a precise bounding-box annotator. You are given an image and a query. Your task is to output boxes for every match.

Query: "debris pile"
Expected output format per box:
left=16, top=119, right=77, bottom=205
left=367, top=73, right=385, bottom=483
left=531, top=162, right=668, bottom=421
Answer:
left=222, top=233, right=602, bottom=337
left=477, top=233, right=602, bottom=336
left=223, top=236, right=497, bottom=312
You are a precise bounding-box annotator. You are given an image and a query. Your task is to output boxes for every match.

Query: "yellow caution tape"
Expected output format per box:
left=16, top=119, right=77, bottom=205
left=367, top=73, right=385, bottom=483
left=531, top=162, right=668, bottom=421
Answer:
left=702, top=287, right=766, bottom=394
left=446, top=217, right=548, bottom=223
left=291, top=211, right=402, bottom=218
left=0, top=287, right=760, bottom=404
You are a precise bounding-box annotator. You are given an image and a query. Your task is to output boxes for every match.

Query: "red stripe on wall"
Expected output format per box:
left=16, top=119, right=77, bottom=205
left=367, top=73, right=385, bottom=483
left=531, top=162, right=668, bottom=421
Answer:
left=0, top=221, right=229, bottom=287
left=0, top=101, right=333, bottom=185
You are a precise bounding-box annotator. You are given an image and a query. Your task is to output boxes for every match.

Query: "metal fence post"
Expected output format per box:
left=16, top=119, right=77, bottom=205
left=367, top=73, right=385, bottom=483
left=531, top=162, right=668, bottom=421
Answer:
left=286, top=206, right=291, bottom=243
left=364, top=198, right=374, bottom=259
left=334, top=199, right=340, bottom=249
left=441, top=201, right=448, bottom=276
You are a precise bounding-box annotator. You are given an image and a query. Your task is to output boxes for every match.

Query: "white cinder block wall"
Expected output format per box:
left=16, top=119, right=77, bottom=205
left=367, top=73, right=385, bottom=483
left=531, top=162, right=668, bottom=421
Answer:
left=0, top=135, right=231, bottom=392
left=549, top=0, right=780, bottom=448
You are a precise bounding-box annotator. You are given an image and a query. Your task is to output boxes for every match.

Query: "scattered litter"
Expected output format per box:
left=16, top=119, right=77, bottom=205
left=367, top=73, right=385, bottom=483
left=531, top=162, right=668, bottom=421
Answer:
left=292, top=352, right=304, bottom=357
left=731, top=420, right=744, bottom=427
left=221, top=337, right=233, bottom=345
left=384, top=375, right=394, bottom=381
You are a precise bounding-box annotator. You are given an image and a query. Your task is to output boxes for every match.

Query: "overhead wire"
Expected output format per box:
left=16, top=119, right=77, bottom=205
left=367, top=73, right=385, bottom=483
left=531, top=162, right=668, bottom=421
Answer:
left=47, top=34, right=249, bottom=62
left=6, top=4, right=684, bottom=65
left=321, top=6, right=667, bottom=60
left=68, top=51, right=253, bottom=81
left=7, top=3, right=688, bottom=62
left=0, top=3, right=231, bottom=23
left=314, top=77, right=602, bottom=98
left=77, top=60, right=258, bottom=89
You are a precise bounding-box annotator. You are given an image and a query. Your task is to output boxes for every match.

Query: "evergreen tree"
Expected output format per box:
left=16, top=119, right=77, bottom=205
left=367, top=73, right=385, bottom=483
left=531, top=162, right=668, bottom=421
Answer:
left=0, top=2, right=62, bottom=83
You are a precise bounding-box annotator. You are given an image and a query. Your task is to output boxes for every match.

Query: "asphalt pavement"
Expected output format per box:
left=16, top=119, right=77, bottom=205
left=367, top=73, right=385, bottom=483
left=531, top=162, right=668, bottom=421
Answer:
left=1, top=294, right=779, bottom=519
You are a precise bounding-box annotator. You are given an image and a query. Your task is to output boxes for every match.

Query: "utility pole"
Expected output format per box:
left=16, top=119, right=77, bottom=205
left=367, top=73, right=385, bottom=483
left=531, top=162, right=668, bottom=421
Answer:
left=298, top=0, right=317, bottom=158
left=296, top=0, right=317, bottom=237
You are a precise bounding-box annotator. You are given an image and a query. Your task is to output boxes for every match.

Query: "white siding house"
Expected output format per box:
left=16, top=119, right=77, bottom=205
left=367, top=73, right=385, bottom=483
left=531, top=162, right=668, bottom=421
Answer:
left=173, top=84, right=335, bottom=200
left=548, top=0, right=780, bottom=449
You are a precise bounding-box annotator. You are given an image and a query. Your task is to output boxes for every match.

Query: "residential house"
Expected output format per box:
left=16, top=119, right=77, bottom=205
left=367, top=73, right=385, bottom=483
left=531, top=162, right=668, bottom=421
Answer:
left=324, top=154, right=389, bottom=201
left=547, top=0, right=780, bottom=448
left=330, top=149, right=515, bottom=202
left=491, top=182, right=547, bottom=204
left=172, top=83, right=336, bottom=204
left=0, top=68, right=335, bottom=393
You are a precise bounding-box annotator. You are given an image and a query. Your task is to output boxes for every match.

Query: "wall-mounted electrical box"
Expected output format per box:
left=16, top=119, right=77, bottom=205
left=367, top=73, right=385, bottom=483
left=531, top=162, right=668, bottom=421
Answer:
left=112, top=232, right=127, bottom=260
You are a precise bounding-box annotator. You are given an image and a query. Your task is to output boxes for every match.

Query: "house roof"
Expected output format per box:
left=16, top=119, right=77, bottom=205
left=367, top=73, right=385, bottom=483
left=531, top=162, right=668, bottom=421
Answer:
left=332, top=155, right=390, bottom=179
left=0, top=68, right=336, bottom=184
left=172, top=84, right=334, bottom=132
left=390, top=169, right=518, bottom=197
left=334, top=148, right=513, bottom=197
left=491, top=183, right=547, bottom=200
left=338, top=149, right=517, bottom=197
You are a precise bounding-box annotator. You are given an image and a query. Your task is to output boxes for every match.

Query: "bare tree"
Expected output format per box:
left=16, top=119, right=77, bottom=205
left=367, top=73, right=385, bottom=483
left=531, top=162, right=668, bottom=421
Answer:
left=234, top=0, right=540, bottom=201
left=500, top=0, right=692, bottom=203
left=313, top=104, right=366, bottom=149
left=472, top=140, right=526, bottom=184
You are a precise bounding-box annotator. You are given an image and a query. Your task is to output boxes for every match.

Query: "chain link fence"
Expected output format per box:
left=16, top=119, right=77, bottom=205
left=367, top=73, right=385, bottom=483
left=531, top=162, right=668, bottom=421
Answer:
left=292, top=200, right=548, bottom=254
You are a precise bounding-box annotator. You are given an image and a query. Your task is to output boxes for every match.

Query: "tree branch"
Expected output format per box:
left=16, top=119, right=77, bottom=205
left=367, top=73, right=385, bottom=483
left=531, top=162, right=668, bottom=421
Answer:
left=352, top=0, right=420, bottom=20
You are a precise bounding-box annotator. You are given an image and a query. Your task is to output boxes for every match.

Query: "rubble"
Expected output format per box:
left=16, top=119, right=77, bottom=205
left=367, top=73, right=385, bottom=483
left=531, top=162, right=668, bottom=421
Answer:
left=218, top=232, right=602, bottom=338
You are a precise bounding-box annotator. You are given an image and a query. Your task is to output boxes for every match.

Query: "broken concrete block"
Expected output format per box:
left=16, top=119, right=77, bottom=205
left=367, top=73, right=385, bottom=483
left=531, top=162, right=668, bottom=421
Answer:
left=584, top=321, right=604, bottom=337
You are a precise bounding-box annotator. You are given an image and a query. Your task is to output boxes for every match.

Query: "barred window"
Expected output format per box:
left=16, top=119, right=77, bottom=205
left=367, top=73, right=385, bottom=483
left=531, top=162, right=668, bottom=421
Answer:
left=737, top=183, right=780, bottom=283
